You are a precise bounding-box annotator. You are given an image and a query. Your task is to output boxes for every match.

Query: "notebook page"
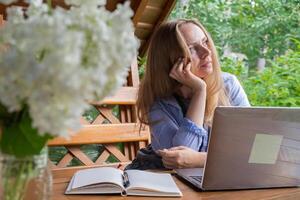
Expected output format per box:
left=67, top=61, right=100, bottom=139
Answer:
left=125, top=170, right=181, bottom=195
left=71, top=167, right=124, bottom=190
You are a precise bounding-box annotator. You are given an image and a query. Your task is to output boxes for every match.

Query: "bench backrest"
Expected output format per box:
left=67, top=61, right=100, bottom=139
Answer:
left=48, top=59, right=150, bottom=168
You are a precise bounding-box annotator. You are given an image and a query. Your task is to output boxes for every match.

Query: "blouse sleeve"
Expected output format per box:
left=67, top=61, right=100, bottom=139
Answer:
left=225, top=74, right=251, bottom=106
left=149, top=103, right=208, bottom=152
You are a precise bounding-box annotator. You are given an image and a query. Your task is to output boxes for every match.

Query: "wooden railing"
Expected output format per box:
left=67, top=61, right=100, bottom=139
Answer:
left=48, top=59, right=150, bottom=168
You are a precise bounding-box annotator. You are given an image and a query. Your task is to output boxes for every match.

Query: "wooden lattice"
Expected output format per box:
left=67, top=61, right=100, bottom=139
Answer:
left=48, top=58, right=150, bottom=168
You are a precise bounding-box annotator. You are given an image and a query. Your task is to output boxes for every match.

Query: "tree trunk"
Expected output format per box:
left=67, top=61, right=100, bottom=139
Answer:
left=257, top=58, right=266, bottom=72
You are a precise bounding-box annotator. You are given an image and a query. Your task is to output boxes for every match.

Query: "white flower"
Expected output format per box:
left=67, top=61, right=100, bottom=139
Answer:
left=0, top=1, right=139, bottom=137
left=65, top=0, right=106, bottom=6
left=0, top=0, right=16, bottom=4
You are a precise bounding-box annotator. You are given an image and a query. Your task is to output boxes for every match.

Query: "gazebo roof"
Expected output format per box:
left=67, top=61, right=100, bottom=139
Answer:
left=0, top=0, right=176, bottom=56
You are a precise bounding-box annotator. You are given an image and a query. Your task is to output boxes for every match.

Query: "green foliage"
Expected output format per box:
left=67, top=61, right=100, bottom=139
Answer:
left=221, top=57, right=248, bottom=80
left=170, top=0, right=300, bottom=67
left=138, top=56, right=146, bottom=79
left=222, top=40, right=300, bottom=106
left=244, top=44, right=300, bottom=106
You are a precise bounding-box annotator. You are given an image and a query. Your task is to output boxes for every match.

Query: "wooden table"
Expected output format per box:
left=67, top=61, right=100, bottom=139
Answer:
left=52, top=166, right=300, bottom=200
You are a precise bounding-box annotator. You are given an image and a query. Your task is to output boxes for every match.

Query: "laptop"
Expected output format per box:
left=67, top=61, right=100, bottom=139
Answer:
left=176, top=106, right=300, bottom=190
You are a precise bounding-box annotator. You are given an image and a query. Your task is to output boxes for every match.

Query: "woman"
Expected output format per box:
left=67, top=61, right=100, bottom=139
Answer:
left=133, top=19, right=250, bottom=169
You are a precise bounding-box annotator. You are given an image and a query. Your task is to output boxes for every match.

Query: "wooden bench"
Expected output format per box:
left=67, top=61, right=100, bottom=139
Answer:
left=48, top=59, right=150, bottom=168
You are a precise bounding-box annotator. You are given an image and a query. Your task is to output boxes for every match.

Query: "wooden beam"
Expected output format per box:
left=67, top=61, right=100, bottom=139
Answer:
left=89, top=87, right=138, bottom=105
left=140, top=0, right=177, bottom=56
left=67, top=146, right=95, bottom=166
left=0, top=14, right=4, bottom=26
left=95, top=149, right=110, bottom=164
left=56, top=153, right=73, bottom=168
left=132, top=0, right=149, bottom=26
left=48, top=123, right=148, bottom=146
left=136, top=22, right=154, bottom=29
left=105, top=144, right=129, bottom=162
left=98, top=107, right=120, bottom=124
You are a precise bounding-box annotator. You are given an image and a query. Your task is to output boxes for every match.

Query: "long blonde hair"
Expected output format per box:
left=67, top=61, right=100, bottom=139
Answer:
left=137, top=19, right=230, bottom=126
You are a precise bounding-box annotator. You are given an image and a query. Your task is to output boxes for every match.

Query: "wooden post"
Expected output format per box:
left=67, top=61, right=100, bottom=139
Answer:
left=0, top=15, right=4, bottom=26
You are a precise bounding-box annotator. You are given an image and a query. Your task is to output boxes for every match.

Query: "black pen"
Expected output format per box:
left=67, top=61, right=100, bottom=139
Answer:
left=123, top=171, right=130, bottom=187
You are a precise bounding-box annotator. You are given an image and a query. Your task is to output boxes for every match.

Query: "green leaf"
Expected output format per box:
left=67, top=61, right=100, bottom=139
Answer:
left=0, top=111, right=52, bottom=157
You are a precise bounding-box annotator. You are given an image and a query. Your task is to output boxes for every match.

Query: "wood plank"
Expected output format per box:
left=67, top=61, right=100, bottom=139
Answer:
left=67, top=147, right=95, bottom=166
left=124, top=143, right=130, bottom=159
left=146, top=5, right=162, bottom=12
left=91, top=113, right=105, bottom=124
left=48, top=123, right=149, bottom=146
left=136, top=22, right=154, bottom=29
left=105, top=144, right=129, bottom=162
left=148, top=0, right=167, bottom=7
left=140, top=0, right=177, bottom=56
left=56, top=153, right=73, bottom=168
left=130, top=58, right=139, bottom=87
left=49, top=159, right=58, bottom=169
left=129, top=142, right=136, bottom=160
left=125, top=106, right=132, bottom=122
left=120, top=107, right=127, bottom=123
left=95, top=149, right=110, bottom=164
left=132, top=0, right=149, bottom=26
left=99, top=107, right=120, bottom=124
left=90, top=87, right=138, bottom=105
left=0, top=14, right=3, bottom=26
left=135, top=27, right=152, bottom=39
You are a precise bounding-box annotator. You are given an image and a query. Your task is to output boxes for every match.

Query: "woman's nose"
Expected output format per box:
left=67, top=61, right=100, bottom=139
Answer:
left=198, top=45, right=210, bottom=59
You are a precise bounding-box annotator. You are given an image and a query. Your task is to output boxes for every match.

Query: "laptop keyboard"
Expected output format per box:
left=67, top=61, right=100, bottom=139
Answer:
left=190, top=176, right=202, bottom=183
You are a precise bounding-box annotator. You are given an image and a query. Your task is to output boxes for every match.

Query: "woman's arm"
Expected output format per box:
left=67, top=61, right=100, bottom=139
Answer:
left=169, top=59, right=207, bottom=126
left=149, top=103, right=208, bottom=151
left=157, top=146, right=207, bottom=169
left=149, top=59, right=208, bottom=151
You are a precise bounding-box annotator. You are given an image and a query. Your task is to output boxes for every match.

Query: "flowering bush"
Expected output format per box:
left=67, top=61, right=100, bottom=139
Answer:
left=0, top=0, right=139, bottom=157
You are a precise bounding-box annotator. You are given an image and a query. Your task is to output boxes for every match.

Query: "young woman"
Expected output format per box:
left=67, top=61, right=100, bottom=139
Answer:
left=133, top=19, right=250, bottom=169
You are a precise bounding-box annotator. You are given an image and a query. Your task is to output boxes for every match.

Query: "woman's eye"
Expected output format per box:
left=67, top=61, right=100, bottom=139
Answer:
left=189, top=47, right=196, bottom=53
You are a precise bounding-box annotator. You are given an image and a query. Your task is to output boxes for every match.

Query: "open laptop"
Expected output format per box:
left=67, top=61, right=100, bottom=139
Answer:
left=176, top=106, right=300, bottom=190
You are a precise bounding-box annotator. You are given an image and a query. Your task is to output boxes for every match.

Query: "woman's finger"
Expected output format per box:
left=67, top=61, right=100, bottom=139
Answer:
left=168, top=146, right=187, bottom=151
left=184, top=62, right=192, bottom=74
left=161, top=150, right=180, bottom=159
left=162, top=159, right=176, bottom=169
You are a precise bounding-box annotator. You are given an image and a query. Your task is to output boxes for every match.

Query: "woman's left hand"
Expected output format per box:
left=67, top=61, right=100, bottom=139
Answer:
left=157, top=146, right=206, bottom=169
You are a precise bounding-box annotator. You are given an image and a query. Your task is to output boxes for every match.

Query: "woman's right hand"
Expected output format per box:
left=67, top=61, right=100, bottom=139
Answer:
left=157, top=146, right=207, bottom=169
left=169, top=58, right=206, bottom=92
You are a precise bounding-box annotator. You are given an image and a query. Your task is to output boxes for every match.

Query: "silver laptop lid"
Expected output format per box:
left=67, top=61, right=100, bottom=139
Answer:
left=202, top=107, right=300, bottom=190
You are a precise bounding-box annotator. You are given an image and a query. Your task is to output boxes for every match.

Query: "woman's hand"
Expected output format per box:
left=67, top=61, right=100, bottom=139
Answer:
left=169, top=58, right=206, bottom=92
left=157, top=146, right=207, bottom=169
left=170, top=58, right=207, bottom=126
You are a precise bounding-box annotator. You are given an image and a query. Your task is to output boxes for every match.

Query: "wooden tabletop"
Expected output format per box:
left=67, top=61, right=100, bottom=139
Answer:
left=52, top=166, right=300, bottom=200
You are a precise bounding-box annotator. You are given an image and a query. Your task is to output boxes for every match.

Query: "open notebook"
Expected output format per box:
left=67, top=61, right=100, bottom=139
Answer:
left=65, top=167, right=182, bottom=197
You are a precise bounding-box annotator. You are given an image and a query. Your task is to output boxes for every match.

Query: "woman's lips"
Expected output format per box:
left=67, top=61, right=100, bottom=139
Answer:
left=200, top=61, right=212, bottom=68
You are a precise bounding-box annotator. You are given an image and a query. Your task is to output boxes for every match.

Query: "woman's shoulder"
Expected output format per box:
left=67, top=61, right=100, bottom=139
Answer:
left=221, top=71, right=238, bottom=85
left=221, top=72, right=251, bottom=106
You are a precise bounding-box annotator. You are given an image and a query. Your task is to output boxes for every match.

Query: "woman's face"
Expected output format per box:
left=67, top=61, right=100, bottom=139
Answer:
left=179, top=23, right=213, bottom=78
